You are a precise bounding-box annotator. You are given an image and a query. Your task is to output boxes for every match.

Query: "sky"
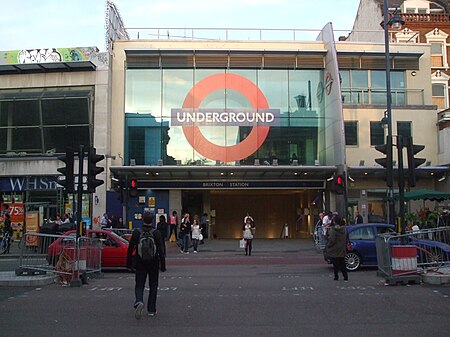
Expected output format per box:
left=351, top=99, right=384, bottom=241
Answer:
left=0, top=0, right=361, bottom=52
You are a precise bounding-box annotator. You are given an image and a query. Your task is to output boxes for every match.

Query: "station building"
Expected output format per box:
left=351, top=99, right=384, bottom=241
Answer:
left=108, top=22, right=448, bottom=238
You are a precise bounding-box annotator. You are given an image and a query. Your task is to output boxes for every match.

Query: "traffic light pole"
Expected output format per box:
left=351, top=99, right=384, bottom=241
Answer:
left=76, top=145, right=84, bottom=239
left=396, top=136, right=405, bottom=233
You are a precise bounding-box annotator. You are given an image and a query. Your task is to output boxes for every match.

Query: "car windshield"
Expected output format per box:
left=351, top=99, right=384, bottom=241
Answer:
left=108, top=231, right=129, bottom=245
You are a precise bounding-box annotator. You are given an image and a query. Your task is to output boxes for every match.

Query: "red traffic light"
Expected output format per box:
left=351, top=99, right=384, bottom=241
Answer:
left=131, top=179, right=137, bottom=188
left=336, top=175, right=344, bottom=185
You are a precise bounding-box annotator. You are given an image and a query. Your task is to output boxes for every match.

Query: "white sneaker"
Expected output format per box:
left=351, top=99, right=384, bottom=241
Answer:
left=194, top=251, right=198, bottom=254
left=185, top=251, right=189, bottom=254
left=134, top=302, right=144, bottom=320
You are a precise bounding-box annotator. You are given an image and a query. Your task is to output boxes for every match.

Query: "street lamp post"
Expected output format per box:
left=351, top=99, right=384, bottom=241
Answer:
left=382, top=0, right=404, bottom=228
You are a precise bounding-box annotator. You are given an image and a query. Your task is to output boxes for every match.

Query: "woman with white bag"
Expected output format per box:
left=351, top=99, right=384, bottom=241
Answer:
left=191, top=215, right=202, bottom=253
left=242, top=217, right=256, bottom=256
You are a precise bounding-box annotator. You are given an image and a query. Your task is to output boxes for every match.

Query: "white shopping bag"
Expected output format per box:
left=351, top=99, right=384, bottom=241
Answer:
left=239, top=239, right=245, bottom=249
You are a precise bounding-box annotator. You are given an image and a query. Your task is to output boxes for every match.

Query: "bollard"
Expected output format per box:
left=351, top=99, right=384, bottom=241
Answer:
left=284, top=224, right=289, bottom=239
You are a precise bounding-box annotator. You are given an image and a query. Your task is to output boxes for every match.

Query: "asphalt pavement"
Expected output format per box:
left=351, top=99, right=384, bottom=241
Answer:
left=1, top=243, right=450, bottom=337
left=1, top=238, right=449, bottom=286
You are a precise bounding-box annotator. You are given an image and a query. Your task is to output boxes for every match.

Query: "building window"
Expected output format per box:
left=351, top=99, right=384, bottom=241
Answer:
left=432, top=83, right=447, bottom=109
left=426, top=28, right=449, bottom=68
left=370, top=121, right=384, bottom=146
left=344, top=121, right=358, bottom=146
left=341, top=70, right=405, bottom=106
left=397, top=121, right=411, bottom=140
left=0, top=87, right=92, bottom=156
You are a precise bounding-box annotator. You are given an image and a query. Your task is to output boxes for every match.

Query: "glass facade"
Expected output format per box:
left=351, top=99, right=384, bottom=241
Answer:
left=341, top=70, right=405, bottom=106
left=0, top=87, right=93, bottom=155
left=125, top=68, right=324, bottom=165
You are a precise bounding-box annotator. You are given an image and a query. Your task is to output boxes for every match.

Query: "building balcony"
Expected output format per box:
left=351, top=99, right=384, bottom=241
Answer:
left=400, top=13, right=450, bottom=25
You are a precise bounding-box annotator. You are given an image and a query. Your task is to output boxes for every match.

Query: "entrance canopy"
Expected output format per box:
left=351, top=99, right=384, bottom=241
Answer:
left=109, top=165, right=337, bottom=189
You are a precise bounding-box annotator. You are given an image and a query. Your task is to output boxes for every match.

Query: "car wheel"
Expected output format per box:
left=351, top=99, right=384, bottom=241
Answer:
left=345, top=251, right=361, bottom=271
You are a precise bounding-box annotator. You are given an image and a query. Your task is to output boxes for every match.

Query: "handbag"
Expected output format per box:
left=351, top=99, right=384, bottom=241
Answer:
left=239, top=239, right=246, bottom=249
left=198, top=234, right=203, bottom=241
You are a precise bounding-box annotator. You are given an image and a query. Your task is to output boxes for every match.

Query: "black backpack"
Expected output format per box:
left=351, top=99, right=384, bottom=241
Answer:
left=137, top=228, right=157, bottom=262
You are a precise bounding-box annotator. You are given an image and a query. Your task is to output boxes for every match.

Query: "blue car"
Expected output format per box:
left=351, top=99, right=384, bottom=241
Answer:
left=324, top=223, right=450, bottom=271
left=344, top=224, right=396, bottom=271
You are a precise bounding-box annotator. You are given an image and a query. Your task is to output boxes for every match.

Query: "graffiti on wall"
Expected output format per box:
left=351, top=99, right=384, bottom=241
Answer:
left=18, top=48, right=62, bottom=63
left=1, top=48, right=87, bottom=65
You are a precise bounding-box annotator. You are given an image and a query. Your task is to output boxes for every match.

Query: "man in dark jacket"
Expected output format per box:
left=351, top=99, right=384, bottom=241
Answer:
left=325, top=215, right=348, bottom=281
left=127, top=212, right=166, bottom=319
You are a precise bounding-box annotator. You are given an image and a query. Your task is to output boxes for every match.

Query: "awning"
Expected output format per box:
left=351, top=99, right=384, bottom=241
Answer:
left=393, top=189, right=450, bottom=202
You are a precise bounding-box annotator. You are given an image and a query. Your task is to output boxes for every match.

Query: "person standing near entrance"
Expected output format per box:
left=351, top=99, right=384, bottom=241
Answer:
left=127, top=212, right=166, bottom=319
left=353, top=210, right=363, bottom=225
left=168, top=211, right=179, bottom=241
left=180, top=212, right=191, bottom=254
left=191, top=215, right=201, bottom=253
left=200, top=213, right=208, bottom=244
left=242, top=217, right=256, bottom=256
left=325, top=215, right=348, bottom=281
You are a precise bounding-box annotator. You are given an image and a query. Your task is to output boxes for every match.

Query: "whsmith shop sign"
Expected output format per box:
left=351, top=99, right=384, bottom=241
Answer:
left=0, top=176, right=59, bottom=192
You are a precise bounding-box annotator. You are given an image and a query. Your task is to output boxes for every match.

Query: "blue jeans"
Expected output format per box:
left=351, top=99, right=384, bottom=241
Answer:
left=182, top=233, right=190, bottom=252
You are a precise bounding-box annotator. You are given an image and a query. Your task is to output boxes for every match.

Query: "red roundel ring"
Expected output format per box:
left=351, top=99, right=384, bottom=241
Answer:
left=182, top=73, right=270, bottom=162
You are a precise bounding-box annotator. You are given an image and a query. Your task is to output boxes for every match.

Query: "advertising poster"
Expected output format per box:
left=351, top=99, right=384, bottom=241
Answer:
left=25, top=211, right=39, bottom=247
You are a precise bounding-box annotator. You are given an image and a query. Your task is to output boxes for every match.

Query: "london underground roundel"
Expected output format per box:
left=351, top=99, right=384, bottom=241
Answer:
left=181, top=73, right=271, bottom=162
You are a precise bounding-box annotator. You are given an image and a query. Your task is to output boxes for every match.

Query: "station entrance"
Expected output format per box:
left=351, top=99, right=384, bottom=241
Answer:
left=182, top=189, right=321, bottom=239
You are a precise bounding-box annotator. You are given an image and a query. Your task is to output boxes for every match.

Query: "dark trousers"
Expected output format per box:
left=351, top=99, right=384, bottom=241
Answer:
left=331, top=257, right=348, bottom=280
left=134, top=261, right=160, bottom=313
left=192, top=238, right=199, bottom=251
left=244, top=239, right=253, bottom=255
left=169, top=224, right=178, bottom=240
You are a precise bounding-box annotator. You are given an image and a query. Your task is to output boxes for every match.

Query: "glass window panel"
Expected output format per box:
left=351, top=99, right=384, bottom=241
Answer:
left=431, top=43, right=443, bottom=55
left=371, top=70, right=386, bottom=89
left=392, top=91, right=405, bottom=105
left=42, top=98, right=89, bottom=125
left=43, top=126, right=90, bottom=152
left=351, top=70, right=368, bottom=88
left=370, top=121, right=384, bottom=146
left=0, top=128, right=8, bottom=153
left=344, top=121, right=358, bottom=146
left=10, top=127, right=42, bottom=152
left=390, top=71, right=405, bottom=88
left=340, top=71, right=350, bottom=88
left=371, top=92, right=386, bottom=105
left=432, top=84, right=445, bottom=96
left=397, top=121, right=411, bottom=139
left=126, top=69, right=161, bottom=116
left=128, top=127, right=146, bottom=165
left=258, top=69, right=288, bottom=113
left=0, top=100, right=40, bottom=126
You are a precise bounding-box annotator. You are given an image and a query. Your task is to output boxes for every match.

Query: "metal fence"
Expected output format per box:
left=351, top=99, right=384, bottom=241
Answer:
left=16, top=232, right=102, bottom=285
left=376, top=227, right=450, bottom=284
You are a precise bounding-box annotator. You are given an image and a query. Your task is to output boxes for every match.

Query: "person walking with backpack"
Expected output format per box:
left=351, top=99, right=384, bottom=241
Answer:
left=127, top=212, right=166, bottom=319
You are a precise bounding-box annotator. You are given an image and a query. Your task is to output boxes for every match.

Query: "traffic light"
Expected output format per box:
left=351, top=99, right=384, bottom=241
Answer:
left=57, top=147, right=75, bottom=193
left=130, top=179, right=138, bottom=197
left=406, top=136, right=425, bottom=187
left=87, top=147, right=104, bottom=193
left=335, top=174, right=345, bottom=195
left=375, top=135, right=393, bottom=188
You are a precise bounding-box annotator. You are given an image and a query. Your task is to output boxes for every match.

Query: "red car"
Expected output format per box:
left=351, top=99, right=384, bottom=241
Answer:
left=47, top=229, right=129, bottom=269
